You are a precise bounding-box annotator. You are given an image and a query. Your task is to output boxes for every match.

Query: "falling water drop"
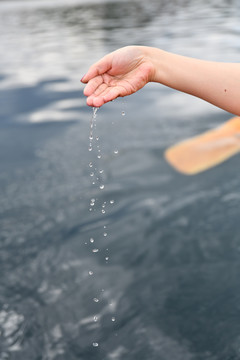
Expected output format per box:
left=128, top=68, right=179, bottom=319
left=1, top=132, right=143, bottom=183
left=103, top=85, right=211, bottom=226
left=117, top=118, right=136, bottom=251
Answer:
left=89, top=108, right=98, bottom=153
left=92, top=248, right=99, bottom=253
left=99, top=185, right=105, bottom=190
left=93, top=107, right=98, bottom=118
left=93, top=342, right=99, bottom=347
left=90, top=199, right=95, bottom=207
left=93, top=298, right=99, bottom=303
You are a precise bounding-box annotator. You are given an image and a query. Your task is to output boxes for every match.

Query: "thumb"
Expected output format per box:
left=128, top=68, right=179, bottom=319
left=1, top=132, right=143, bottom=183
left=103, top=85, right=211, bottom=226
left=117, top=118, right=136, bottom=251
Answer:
left=81, top=53, right=113, bottom=83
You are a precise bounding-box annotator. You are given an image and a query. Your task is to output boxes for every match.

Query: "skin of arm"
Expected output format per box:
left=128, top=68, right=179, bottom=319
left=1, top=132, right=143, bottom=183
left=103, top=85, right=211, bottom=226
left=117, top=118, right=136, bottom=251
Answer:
left=81, top=46, right=240, bottom=116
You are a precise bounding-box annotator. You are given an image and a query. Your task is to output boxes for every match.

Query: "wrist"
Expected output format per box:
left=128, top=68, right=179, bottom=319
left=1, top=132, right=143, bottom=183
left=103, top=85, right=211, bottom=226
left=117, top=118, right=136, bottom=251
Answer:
left=139, top=46, right=166, bottom=83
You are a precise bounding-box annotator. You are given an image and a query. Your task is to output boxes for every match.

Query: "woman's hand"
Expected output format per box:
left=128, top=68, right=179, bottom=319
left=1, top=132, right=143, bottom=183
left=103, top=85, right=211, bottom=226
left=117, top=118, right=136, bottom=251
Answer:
left=82, top=45, right=240, bottom=115
left=81, top=46, right=154, bottom=107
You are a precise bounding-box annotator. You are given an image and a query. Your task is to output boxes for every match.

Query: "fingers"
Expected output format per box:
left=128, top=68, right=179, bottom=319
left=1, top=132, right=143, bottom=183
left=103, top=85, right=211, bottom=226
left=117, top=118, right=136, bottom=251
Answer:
left=81, top=53, right=113, bottom=83
left=86, top=86, right=124, bottom=107
left=103, top=86, right=123, bottom=103
left=83, top=75, right=104, bottom=97
left=85, top=80, right=109, bottom=107
left=87, top=95, right=105, bottom=108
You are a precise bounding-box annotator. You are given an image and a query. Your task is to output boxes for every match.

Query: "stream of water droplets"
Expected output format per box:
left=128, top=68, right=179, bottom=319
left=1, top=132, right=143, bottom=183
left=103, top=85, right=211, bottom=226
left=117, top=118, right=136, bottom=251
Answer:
left=87, top=107, right=118, bottom=349
left=87, top=106, right=125, bottom=348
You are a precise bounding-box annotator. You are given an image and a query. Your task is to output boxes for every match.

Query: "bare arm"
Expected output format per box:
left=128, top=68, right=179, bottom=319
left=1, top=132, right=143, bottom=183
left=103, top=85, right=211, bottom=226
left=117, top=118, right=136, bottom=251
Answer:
left=148, top=47, right=240, bottom=116
left=81, top=46, right=240, bottom=116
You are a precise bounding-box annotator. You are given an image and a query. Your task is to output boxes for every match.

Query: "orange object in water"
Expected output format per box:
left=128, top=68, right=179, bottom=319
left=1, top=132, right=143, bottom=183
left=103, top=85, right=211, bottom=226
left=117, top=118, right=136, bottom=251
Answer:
left=165, top=116, right=240, bottom=175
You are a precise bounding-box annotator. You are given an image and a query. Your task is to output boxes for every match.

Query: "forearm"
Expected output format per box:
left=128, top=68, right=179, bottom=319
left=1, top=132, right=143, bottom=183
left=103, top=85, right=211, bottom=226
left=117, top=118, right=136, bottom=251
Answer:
left=144, top=47, right=240, bottom=116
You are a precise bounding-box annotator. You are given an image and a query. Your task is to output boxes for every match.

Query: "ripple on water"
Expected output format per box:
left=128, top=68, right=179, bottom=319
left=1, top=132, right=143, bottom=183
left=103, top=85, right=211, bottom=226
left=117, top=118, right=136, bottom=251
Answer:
left=0, top=308, right=25, bottom=352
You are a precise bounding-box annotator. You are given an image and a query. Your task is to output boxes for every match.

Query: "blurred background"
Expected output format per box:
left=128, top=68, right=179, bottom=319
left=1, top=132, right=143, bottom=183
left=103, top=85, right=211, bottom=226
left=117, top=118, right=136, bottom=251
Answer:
left=0, top=0, right=240, bottom=359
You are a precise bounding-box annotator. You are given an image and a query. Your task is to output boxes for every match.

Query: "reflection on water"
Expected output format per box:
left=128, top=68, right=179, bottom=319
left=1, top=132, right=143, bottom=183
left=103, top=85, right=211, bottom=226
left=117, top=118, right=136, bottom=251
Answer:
left=0, top=0, right=240, bottom=359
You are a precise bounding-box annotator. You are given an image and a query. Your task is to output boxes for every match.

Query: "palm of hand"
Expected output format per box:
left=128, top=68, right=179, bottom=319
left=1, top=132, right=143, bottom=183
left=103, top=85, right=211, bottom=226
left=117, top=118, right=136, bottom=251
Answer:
left=83, top=47, right=153, bottom=107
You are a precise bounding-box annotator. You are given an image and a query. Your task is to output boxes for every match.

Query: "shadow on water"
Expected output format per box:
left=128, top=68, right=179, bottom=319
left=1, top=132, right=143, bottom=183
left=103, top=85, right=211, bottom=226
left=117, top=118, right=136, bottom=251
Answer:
left=0, top=78, right=85, bottom=123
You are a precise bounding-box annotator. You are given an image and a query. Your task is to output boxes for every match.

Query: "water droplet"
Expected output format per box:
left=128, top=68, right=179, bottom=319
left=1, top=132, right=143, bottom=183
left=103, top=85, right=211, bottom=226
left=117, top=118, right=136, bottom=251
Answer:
left=89, top=134, right=93, bottom=140
left=90, top=202, right=95, bottom=207
left=99, top=169, right=104, bottom=174
left=122, top=111, right=125, bottom=116
left=90, top=172, right=94, bottom=177
left=110, top=200, right=115, bottom=204
left=93, top=316, right=98, bottom=322
left=99, top=185, right=104, bottom=190
left=93, top=298, right=99, bottom=303
left=114, top=150, right=119, bottom=155
left=96, top=136, right=99, bottom=141
left=105, top=256, right=109, bottom=261
left=103, top=232, right=107, bottom=237
left=101, top=210, right=106, bottom=214
left=89, top=147, right=92, bottom=152
left=89, top=162, right=93, bottom=168
left=90, top=238, right=94, bottom=243
left=93, top=342, right=99, bottom=347
left=97, top=155, right=101, bottom=159
left=111, top=317, right=116, bottom=322
left=89, top=271, right=93, bottom=276
left=92, top=249, right=99, bottom=253
left=93, top=107, right=98, bottom=118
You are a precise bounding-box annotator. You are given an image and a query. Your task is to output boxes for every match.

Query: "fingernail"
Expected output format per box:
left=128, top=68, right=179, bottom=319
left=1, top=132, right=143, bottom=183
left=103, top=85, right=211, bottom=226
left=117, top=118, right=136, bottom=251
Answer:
left=81, top=75, right=86, bottom=82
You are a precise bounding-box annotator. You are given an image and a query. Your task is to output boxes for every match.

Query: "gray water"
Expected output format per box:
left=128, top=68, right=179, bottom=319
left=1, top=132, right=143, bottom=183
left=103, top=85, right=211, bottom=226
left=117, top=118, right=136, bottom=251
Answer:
left=1, top=0, right=240, bottom=359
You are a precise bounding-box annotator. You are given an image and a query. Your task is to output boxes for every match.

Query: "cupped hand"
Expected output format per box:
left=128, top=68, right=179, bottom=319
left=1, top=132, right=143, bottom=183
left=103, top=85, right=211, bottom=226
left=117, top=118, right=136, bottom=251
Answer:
left=81, top=46, right=154, bottom=107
